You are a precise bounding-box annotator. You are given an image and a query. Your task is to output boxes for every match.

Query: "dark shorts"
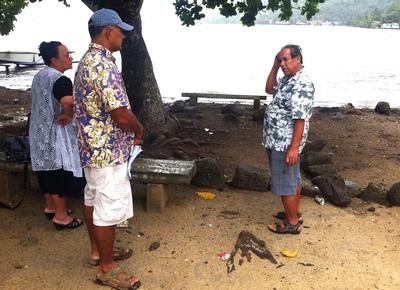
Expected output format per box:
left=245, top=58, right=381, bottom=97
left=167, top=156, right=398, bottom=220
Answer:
left=267, top=149, right=301, bottom=196
left=36, top=169, right=85, bottom=199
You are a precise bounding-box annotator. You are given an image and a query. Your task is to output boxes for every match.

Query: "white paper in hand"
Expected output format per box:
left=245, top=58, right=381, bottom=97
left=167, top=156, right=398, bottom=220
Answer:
left=127, top=145, right=143, bottom=180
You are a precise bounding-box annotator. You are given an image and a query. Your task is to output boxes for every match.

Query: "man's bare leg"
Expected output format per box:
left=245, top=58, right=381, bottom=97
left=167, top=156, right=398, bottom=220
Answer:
left=269, top=185, right=302, bottom=230
left=94, top=224, right=116, bottom=276
left=84, top=205, right=99, bottom=261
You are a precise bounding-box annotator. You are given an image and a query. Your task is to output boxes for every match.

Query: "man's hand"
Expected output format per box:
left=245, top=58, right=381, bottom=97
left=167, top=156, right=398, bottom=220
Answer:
left=286, top=146, right=299, bottom=167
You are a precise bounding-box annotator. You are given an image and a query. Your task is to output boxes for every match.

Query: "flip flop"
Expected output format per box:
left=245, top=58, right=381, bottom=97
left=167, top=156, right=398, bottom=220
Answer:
left=95, top=266, right=141, bottom=290
left=89, top=246, right=133, bottom=266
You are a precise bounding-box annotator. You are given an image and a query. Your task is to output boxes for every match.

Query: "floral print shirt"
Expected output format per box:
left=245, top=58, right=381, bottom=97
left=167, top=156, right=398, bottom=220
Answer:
left=262, top=68, right=315, bottom=153
left=73, top=43, right=134, bottom=168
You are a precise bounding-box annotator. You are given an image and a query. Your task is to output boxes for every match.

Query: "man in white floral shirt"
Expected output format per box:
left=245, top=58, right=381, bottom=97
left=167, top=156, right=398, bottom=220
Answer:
left=74, top=8, right=143, bottom=290
left=263, top=44, right=314, bottom=235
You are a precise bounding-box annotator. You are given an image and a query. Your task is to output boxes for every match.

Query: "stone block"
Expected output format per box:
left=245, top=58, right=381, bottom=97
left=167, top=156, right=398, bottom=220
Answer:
left=146, top=183, right=169, bottom=213
left=0, top=170, right=29, bottom=208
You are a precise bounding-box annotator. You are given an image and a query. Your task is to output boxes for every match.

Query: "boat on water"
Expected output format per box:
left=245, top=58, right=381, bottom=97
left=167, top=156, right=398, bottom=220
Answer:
left=0, top=51, right=44, bottom=66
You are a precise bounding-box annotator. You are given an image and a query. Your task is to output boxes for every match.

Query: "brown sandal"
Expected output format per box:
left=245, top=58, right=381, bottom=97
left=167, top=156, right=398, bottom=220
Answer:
left=89, top=246, right=133, bottom=266
left=95, top=267, right=141, bottom=290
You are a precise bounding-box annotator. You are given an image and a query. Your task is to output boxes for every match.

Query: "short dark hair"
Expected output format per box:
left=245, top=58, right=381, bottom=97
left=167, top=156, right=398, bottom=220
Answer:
left=283, top=44, right=303, bottom=64
left=38, top=41, right=62, bottom=65
left=89, top=25, right=106, bottom=39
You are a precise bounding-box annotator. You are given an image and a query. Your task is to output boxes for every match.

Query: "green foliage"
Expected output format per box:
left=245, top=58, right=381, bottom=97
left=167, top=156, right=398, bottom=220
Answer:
left=316, top=0, right=393, bottom=26
left=0, top=0, right=28, bottom=35
left=382, top=0, right=400, bottom=23
left=173, top=0, right=325, bottom=26
left=0, top=0, right=70, bottom=36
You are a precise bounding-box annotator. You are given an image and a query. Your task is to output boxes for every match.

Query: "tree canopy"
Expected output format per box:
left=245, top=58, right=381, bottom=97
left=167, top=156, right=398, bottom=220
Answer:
left=173, top=0, right=325, bottom=27
left=0, top=0, right=28, bottom=35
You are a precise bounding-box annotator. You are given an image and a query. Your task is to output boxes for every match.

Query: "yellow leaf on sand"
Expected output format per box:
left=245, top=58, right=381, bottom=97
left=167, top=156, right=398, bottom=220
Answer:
left=195, top=191, right=216, bottom=199
left=281, top=249, right=298, bottom=258
left=20, top=107, right=25, bottom=111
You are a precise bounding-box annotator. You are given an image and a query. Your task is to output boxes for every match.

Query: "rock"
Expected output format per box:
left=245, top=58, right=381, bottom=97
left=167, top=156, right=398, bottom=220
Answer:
left=319, top=107, right=340, bottom=113
left=332, top=112, right=344, bottom=120
left=312, top=174, right=351, bottom=206
left=306, top=164, right=337, bottom=178
left=182, top=106, right=201, bottom=114
left=232, top=165, right=270, bottom=191
left=221, top=104, right=252, bottom=117
left=341, top=103, right=355, bottom=112
left=302, top=139, right=327, bottom=153
left=387, top=182, right=400, bottom=206
left=148, top=241, right=160, bottom=251
left=301, top=176, right=321, bottom=197
left=222, top=113, right=241, bottom=123
left=361, top=183, right=388, bottom=205
left=300, top=151, right=333, bottom=171
left=375, top=101, right=390, bottom=115
left=191, top=158, right=225, bottom=190
left=390, top=108, right=400, bottom=115
left=345, top=180, right=362, bottom=198
left=252, top=109, right=265, bottom=121
left=168, top=100, right=186, bottom=113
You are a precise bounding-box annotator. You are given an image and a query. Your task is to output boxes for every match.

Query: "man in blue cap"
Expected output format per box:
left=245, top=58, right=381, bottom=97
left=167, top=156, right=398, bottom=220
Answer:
left=74, top=8, right=143, bottom=290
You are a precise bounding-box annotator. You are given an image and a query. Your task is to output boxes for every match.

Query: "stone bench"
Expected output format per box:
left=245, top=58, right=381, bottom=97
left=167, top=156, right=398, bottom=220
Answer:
left=182, top=92, right=267, bottom=110
left=0, top=64, right=11, bottom=75
left=130, top=158, right=197, bottom=212
left=0, top=160, right=31, bottom=208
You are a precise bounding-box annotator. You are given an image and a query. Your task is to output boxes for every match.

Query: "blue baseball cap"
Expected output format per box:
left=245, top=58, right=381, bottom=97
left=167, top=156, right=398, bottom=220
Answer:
left=88, top=8, right=133, bottom=31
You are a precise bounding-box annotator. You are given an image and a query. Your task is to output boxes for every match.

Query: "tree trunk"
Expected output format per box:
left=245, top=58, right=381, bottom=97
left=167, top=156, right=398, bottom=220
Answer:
left=81, top=0, right=166, bottom=133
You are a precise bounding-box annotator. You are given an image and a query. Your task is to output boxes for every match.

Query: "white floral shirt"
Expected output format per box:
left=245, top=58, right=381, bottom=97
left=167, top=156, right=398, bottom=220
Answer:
left=262, top=68, right=315, bottom=153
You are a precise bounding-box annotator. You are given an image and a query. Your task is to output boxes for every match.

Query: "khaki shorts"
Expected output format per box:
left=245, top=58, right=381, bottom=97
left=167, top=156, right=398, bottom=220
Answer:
left=84, top=163, right=133, bottom=226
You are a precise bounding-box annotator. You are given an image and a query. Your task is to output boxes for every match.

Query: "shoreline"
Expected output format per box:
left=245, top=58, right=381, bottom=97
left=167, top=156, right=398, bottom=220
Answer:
left=1, top=84, right=399, bottom=110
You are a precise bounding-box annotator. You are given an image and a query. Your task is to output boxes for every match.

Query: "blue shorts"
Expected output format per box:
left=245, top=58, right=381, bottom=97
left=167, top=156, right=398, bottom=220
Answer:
left=267, top=149, right=301, bottom=196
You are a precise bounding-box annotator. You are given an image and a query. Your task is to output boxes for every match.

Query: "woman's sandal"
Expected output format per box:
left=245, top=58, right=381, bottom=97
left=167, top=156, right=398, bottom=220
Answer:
left=268, top=219, right=301, bottom=235
left=53, top=218, right=84, bottom=231
left=44, top=209, right=73, bottom=220
left=95, top=266, right=141, bottom=290
left=273, top=211, right=303, bottom=224
left=89, top=246, right=133, bottom=266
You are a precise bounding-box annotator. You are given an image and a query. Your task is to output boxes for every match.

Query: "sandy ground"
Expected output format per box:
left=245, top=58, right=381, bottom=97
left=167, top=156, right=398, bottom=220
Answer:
left=1, top=181, right=399, bottom=290
left=1, top=86, right=400, bottom=289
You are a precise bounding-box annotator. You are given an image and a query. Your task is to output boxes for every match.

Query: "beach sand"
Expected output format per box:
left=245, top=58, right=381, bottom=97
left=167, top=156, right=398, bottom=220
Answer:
left=1, top=87, right=400, bottom=290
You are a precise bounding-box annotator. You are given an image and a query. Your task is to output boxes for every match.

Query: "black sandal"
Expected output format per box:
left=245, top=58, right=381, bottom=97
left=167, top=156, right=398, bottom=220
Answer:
left=268, top=219, right=301, bottom=235
left=53, top=218, right=83, bottom=231
left=45, top=209, right=73, bottom=220
left=273, top=211, right=303, bottom=224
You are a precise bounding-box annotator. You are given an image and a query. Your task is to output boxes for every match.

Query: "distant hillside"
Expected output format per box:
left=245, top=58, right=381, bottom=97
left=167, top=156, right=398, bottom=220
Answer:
left=313, top=0, right=393, bottom=24
left=204, top=0, right=394, bottom=25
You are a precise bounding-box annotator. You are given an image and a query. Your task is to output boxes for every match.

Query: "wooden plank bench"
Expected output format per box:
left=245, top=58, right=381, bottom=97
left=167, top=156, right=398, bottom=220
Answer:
left=130, top=158, right=197, bottom=212
left=182, top=92, right=267, bottom=109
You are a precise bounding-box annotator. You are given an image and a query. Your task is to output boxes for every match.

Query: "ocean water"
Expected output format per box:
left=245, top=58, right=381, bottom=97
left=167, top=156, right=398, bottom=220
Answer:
left=1, top=0, right=399, bottom=108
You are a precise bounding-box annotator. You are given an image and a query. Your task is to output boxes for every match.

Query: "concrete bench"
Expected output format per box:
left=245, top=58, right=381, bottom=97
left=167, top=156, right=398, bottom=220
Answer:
left=0, top=64, right=11, bottom=75
left=182, top=92, right=267, bottom=110
left=130, top=158, right=197, bottom=212
left=0, top=160, right=30, bottom=208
